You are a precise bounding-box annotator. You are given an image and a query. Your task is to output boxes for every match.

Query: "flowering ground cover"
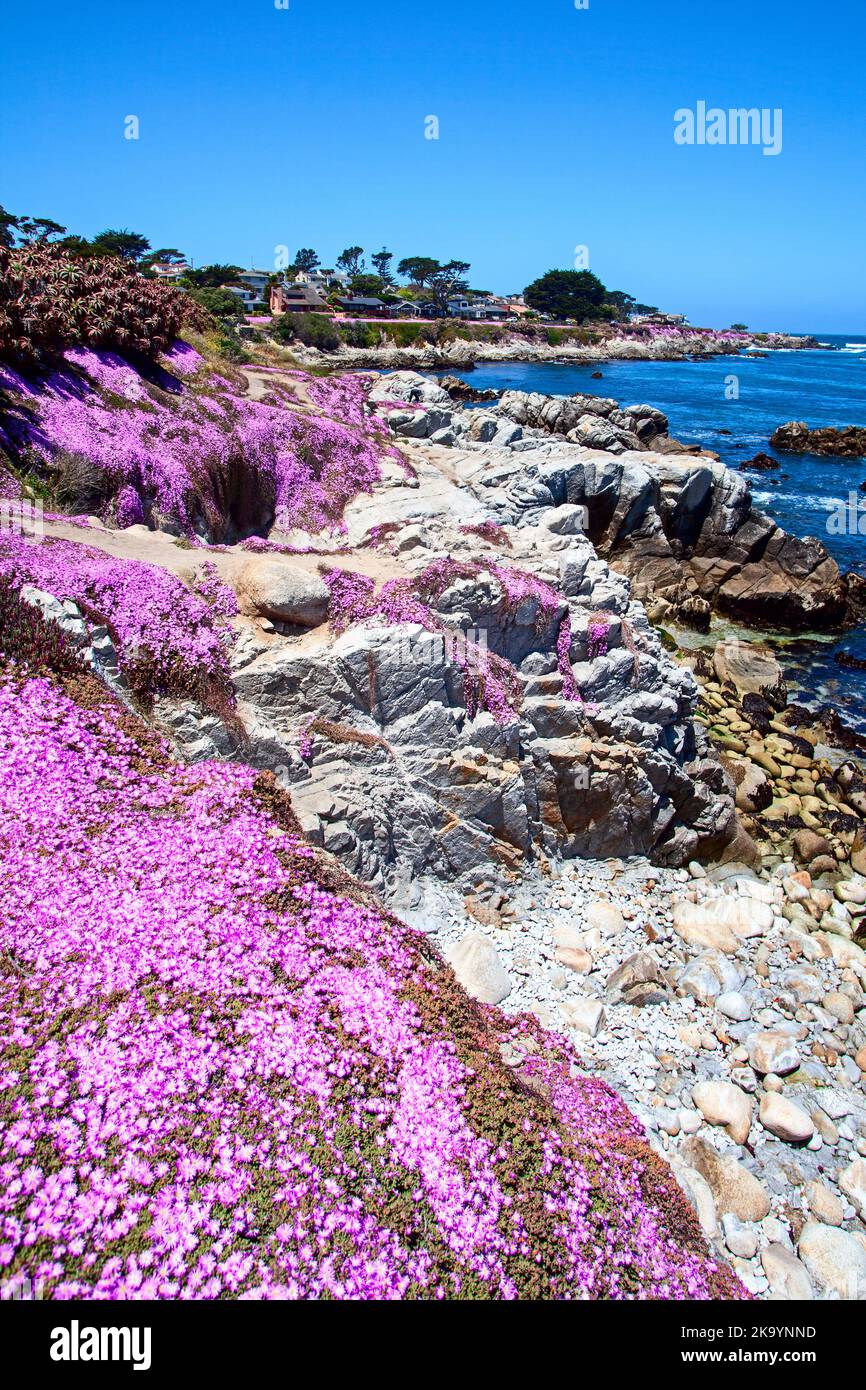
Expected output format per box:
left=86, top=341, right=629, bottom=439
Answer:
left=323, top=557, right=586, bottom=721
left=0, top=629, right=745, bottom=1299
left=0, top=347, right=393, bottom=540
left=0, top=530, right=236, bottom=713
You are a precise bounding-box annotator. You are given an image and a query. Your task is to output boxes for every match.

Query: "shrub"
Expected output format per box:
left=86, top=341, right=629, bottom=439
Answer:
left=187, top=286, right=245, bottom=319
left=54, top=450, right=117, bottom=513
left=270, top=314, right=340, bottom=352
left=0, top=242, right=210, bottom=368
left=340, top=320, right=379, bottom=349
left=0, top=574, right=84, bottom=675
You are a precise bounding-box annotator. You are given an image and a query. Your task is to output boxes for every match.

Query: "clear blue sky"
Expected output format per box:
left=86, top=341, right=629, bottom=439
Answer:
left=2, top=0, right=864, bottom=331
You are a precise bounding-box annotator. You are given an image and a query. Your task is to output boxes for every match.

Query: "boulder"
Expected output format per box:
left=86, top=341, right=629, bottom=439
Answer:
left=554, top=946, right=593, bottom=975
left=806, top=1180, right=844, bottom=1226
left=798, top=1222, right=866, bottom=1300
left=445, top=933, right=512, bottom=1005
left=758, top=1092, right=814, bottom=1143
left=676, top=950, right=743, bottom=1003
left=562, top=998, right=605, bottom=1037
left=692, top=1080, right=753, bottom=1144
left=761, top=1245, right=814, bottom=1300
left=584, top=901, right=626, bottom=936
left=716, top=990, right=751, bottom=1021
left=712, top=640, right=787, bottom=709
left=793, top=829, right=835, bottom=864
left=606, top=952, right=667, bottom=1006
left=838, top=1158, right=866, bottom=1220
left=771, top=421, right=866, bottom=458
left=672, top=896, right=771, bottom=951
left=238, top=559, right=330, bottom=627
left=746, top=1031, right=801, bottom=1076
left=682, top=1136, right=771, bottom=1222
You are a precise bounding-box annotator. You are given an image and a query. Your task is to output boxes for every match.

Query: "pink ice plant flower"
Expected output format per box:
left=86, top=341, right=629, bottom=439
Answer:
left=0, top=350, right=394, bottom=539
left=0, top=530, right=236, bottom=705
left=0, top=663, right=746, bottom=1301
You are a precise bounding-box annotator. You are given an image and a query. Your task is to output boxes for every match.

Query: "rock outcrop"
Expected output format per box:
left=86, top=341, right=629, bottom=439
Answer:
left=386, top=378, right=856, bottom=632
left=771, top=421, right=866, bottom=459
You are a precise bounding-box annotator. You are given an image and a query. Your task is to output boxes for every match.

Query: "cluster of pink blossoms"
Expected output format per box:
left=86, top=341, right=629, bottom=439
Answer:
left=0, top=665, right=745, bottom=1300
left=0, top=530, right=236, bottom=706
left=0, top=347, right=393, bottom=539
left=324, top=557, right=583, bottom=721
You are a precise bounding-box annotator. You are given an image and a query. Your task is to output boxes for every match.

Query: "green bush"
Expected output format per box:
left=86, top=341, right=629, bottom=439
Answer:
left=270, top=314, right=340, bottom=352
left=187, top=287, right=245, bottom=319
left=340, top=321, right=379, bottom=349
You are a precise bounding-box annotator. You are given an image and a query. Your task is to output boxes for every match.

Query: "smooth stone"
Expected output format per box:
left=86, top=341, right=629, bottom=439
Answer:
left=758, top=1092, right=814, bottom=1144
left=798, top=1222, right=866, bottom=1300
left=806, top=1179, right=844, bottom=1226
left=823, top=990, right=855, bottom=1024
left=562, top=998, right=605, bottom=1037
left=717, top=991, right=751, bottom=1022
left=554, top=946, right=593, bottom=974
left=238, top=558, right=330, bottom=627
left=838, top=1157, right=866, bottom=1220
left=682, top=1137, right=771, bottom=1222
left=761, top=1244, right=814, bottom=1301
left=673, top=895, right=772, bottom=951
left=584, top=901, right=625, bottom=936
left=746, top=1030, right=801, bottom=1076
left=445, top=933, right=512, bottom=1005
left=722, top=1212, right=758, bottom=1259
left=693, top=1080, right=753, bottom=1145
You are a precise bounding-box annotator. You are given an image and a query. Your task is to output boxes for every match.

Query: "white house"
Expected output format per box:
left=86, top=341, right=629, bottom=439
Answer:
left=296, top=268, right=350, bottom=293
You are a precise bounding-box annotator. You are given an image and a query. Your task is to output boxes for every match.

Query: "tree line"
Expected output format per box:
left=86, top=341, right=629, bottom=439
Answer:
left=0, top=204, right=679, bottom=325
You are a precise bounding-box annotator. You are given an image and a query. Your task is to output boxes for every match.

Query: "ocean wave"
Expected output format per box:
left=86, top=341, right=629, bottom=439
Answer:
left=752, top=491, right=844, bottom=510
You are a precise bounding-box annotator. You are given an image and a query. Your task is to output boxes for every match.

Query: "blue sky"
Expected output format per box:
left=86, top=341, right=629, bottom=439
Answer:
left=2, top=0, right=864, bottom=331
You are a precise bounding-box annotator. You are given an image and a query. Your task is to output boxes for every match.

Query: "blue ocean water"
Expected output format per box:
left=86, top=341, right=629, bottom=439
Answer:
left=459, top=338, right=866, bottom=727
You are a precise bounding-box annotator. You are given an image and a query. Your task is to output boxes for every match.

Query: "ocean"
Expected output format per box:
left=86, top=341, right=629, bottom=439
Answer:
left=455, top=337, right=866, bottom=729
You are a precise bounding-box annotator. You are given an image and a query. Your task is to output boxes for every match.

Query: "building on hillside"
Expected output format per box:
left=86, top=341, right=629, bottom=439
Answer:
left=335, top=296, right=389, bottom=318
left=446, top=296, right=473, bottom=318
left=270, top=282, right=332, bottom=315
left=150, top=262, right=190, bottom=282
left=223, top=285, right=262, bottom=313
left=237, top=269, right=272, bottom=301
left=629, top=311, right=690, bottom=327
left=387, top=301, right=423, bottom=318
left=296, top=268, right=349, bottom=293
left=470, top=298, right=511, bottom=320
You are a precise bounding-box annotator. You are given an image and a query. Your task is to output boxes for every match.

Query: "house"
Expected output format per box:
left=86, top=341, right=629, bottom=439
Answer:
left=335, top=296, right=389, bottom=318
left=387, top=301, right=423, bottom=318
left=223, top=285, right=261, bottom=313
left=502, top=297, right=535, bottom=319
left=150, top=262, right=190, bottom=282
left=237, top=269, right=271, bottom=300
left=629, top=311, right=690, bottom=327
left=446, top=296, right=473, bottom=318
left=297, top=268, right=349, bottom=293
left=270, top=282, right=331, bottom=315
left=470, top=298, right=511, bottom=320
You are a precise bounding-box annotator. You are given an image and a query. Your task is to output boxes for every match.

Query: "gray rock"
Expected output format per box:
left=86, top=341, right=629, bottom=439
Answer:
left=798, top=1222, right=866, bottom=1300
left=445, top=932, right=512, bottom=1005
left=238, top=558, right=330, bottom=627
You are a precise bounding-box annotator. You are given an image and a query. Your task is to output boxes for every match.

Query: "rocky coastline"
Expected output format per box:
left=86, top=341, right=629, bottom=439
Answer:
left=2, top=348, right=864, bottom=1301
left=287, top=328, right=814, bottom=372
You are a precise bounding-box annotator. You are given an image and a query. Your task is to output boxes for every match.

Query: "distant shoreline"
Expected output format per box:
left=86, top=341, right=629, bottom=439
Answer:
left=288, top=327, right=816, bottom=371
